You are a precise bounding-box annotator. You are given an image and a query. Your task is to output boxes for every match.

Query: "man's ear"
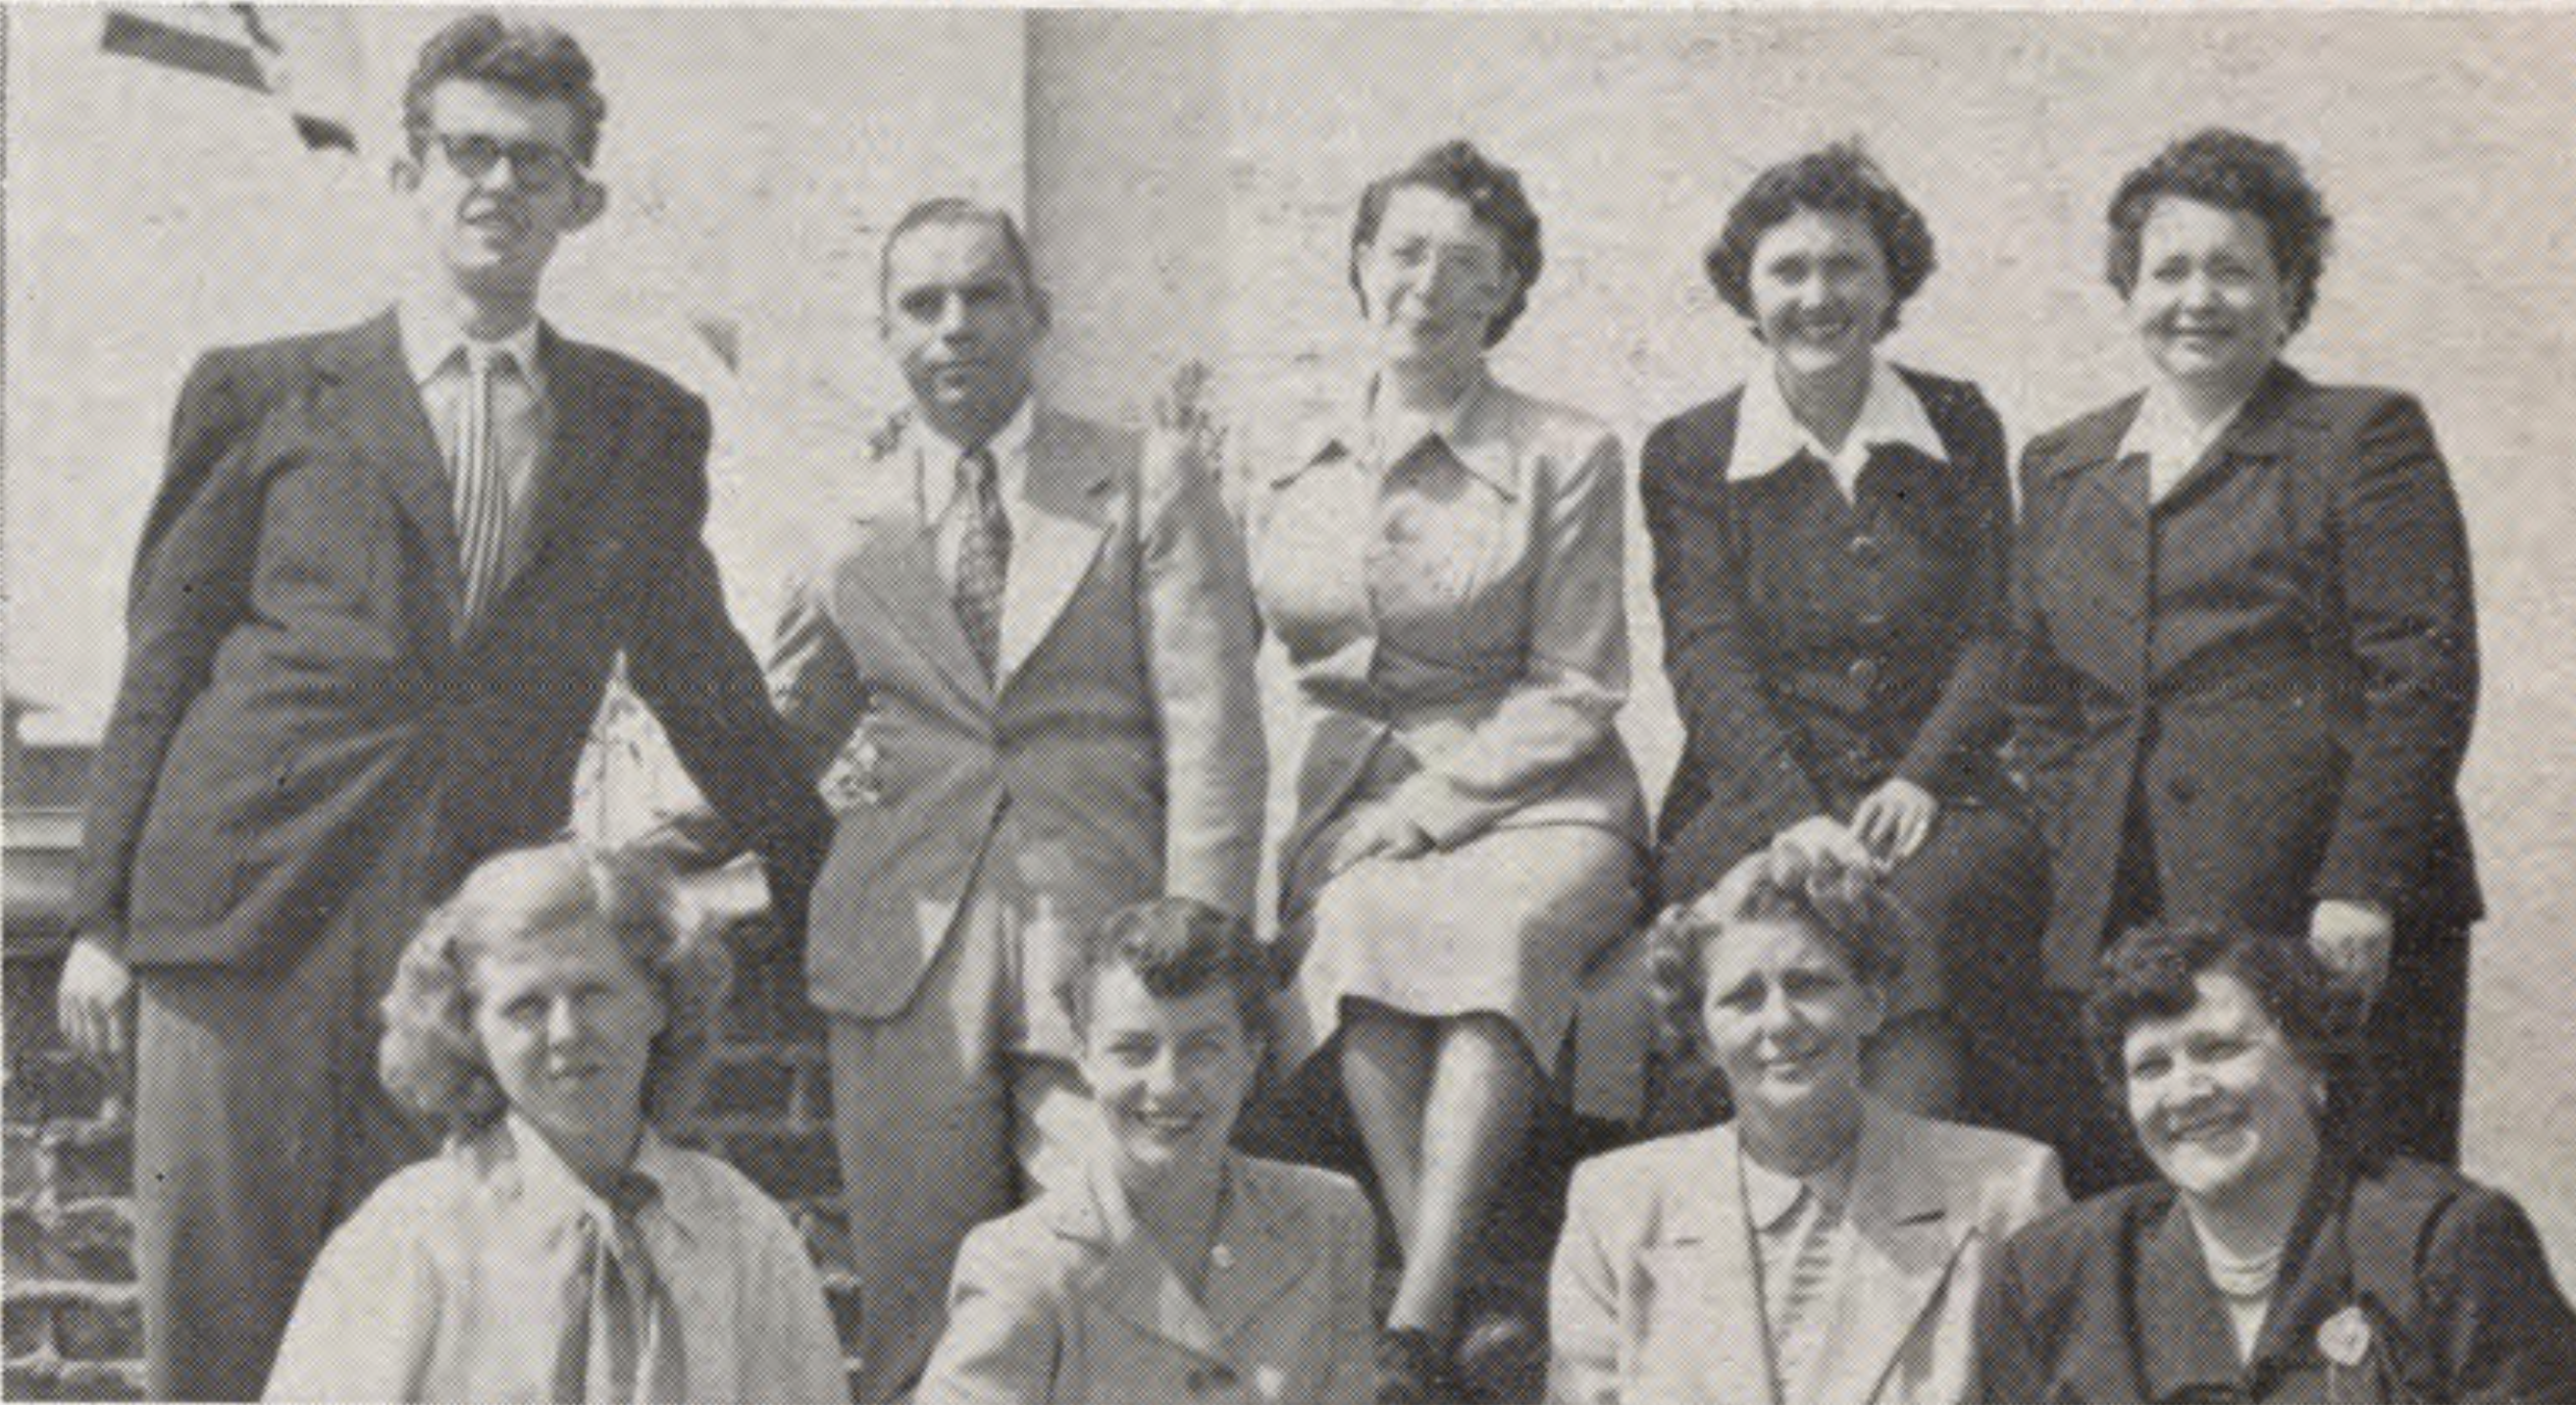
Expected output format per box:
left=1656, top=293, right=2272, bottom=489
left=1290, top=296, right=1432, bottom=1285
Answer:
left=565, top=179, right=608, bottom=232
left=1028, top=287, right=1053, bottom=335
left=389, top=153, right=423, bottom=193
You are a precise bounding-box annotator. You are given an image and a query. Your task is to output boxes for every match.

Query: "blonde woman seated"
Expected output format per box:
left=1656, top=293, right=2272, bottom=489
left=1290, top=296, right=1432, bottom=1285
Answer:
left=266, top=844, right=845, bottom=1404
left=1549, top=842, right=2066, bottom=1405
left=918, top=898, right=1376, bottom=1404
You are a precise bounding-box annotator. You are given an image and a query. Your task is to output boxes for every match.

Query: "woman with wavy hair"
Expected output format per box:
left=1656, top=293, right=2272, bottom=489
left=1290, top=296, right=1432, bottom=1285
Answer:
left=266, top=843, right=844, bottom=1403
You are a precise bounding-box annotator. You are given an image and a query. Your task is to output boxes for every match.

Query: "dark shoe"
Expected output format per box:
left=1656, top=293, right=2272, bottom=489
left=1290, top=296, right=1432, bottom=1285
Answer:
left=1377, top=1327, right=1452, bottom=1404
left=1452, top=1300, right=1545, bottom=1403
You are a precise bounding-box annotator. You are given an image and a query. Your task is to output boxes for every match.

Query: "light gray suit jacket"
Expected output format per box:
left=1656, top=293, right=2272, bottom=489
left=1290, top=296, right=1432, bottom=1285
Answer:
left=1550, top=1103, right=2066, bottom=1405
left=918, top=1152, right=1376, bottom=1405
left=768, top=407, right=1263, bottom=1020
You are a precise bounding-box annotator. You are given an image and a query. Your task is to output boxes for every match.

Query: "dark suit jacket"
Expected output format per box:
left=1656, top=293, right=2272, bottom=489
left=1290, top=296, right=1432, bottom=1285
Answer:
left=77, top=310, right=827, bottom=970
left=1973, top=1156, right=2576, bottom=1402
left=1643, top=366, right=2017, bottom=901
left=2010, top=365, right=2479, bottom=988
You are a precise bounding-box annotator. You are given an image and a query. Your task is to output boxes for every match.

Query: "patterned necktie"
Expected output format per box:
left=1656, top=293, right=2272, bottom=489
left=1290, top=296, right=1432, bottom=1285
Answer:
left=552, top=1170, right=685, bottom=1404
left=451, top=345, right=516, bottom=625
left=953, top=444, right=1010, bottom=678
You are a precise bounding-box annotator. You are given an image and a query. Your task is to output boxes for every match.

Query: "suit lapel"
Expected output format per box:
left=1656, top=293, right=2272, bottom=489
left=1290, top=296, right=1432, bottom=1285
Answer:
left=838, top=420, right=996, bottom=710
left=1808, top=1108, right=1970, bottom=1405
left=998, top=410, right=1115, bottom=686
left=489, top=327, right=624, bottom=627
left=1663, top=1129, right=1781, bottom=1405
left=2135, top=1194, right=2248, bottom=1400
left=1203, top=1160, right=1322, bottom=1350
left=2150, top=362, right=2299, bottom=515
left=316, top=310, right=462, bottom=631
left=1057, top=1162, right=1223, bottom=1360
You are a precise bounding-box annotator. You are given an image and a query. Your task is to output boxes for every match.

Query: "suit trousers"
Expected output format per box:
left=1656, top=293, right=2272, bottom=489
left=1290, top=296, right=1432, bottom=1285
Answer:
left=828, top=883, right=1098, bottom=1405
left=132, top=826, right=434, bottom=1402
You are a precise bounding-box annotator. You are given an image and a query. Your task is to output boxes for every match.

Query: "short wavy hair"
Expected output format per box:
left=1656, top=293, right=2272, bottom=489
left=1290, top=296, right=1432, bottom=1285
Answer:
left=380, top=843, right=729, bottom=1135
left=1648, top=844, right=1902, bottom=1067
left=2083, top=921, right=2358, bottom=1106
left=402, top=12, right=608, bottom=166
left=1704, top=141, right=1937, bottom=338
left=2105, top=129, right=2334, bottom=334
left=1056, top=897, right=1273, bottom=1051
left=1349, top=139, right=1544, bottom=347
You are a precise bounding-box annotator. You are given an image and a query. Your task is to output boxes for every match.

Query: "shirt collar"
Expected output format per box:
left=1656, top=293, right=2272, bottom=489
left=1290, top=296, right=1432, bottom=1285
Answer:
left=919, top=396, right=1035, bottom=522
left=2124, top=379, right=2253, bottom=497
left=398, top=295, right=545, bottom=395
left=1739, top=1141, right=1858, bottom=1234
left=495, top=1112, right=696, bottom=1245
left=1359, top=371, right=1520, bottom=498
left=1729, top=357, right=1942, bottom=495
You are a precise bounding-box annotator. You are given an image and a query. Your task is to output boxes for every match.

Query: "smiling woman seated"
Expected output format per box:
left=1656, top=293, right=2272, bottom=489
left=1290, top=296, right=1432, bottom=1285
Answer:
left=916, top=898, right=1378, bottom=1405
left=1550, top=841, right=2066, bottom=1405
left=1973, top=922, right=2576, bottom=1402
left=264, top=844, right=847, bottom=1404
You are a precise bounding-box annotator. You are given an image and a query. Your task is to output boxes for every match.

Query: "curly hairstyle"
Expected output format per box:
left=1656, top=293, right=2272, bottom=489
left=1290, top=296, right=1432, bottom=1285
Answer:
left=1348, top=138, right=1544, bottom=347
left=1648, top=844, right=1902, bottom=1068
left=2105, top=129, right=2334, bottom=334
left=1703, top=140, right=1937, bottom=338
left=2083, top=921, right=2360, bottom=1108
left=401, top=12, right=608, bottom=167
left=1056, top=896, right=1274, bottom=1052
left=379, top=843, right=730, bottom=1135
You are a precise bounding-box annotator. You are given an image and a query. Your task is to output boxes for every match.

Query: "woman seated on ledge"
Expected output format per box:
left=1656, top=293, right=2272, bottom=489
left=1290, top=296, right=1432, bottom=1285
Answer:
left=266, top=843, right=845, bottom=1404
left=917, top=898, right=1376, bottom=1404
left=1550, top=841, right=2065, bottom=1405
left=1973, top=922, right=2576, bottom=1402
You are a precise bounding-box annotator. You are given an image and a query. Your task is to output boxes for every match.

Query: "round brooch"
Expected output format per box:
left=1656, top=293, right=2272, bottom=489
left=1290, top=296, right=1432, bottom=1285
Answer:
left=2317, top=1305, right=2374, bottom=1367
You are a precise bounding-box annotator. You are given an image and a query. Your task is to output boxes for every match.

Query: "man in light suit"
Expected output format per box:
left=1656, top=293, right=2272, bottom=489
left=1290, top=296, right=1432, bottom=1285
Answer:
left=768, top=199, right=1264, bottom=1403
left=54, top=17, right=829, bottom=1399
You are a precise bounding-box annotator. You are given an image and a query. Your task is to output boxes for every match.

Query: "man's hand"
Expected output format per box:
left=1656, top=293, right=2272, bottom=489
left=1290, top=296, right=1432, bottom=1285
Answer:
left=57, top=933, right=135, bottom=1064
left=1850, top=778, right=1939, bottom=866
left=2309, top=899, right=2396, bottom=1002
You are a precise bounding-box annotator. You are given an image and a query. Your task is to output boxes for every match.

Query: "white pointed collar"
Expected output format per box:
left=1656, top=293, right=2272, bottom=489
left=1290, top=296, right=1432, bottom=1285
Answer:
left=1730, top=357, right=1942, bottom=500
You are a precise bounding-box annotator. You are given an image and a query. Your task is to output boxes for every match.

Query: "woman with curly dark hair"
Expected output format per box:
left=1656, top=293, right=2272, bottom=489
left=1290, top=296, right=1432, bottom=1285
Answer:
left=1645, top=141, right=2043, bottom=1125
left=2010, top=130, right=2482, bottom=1182
left=1974, top=923, right=2575, bottom=1402
left=266, top=844, right=844, bottom=1403
left=1551, top=842, right=2064, bottom=1404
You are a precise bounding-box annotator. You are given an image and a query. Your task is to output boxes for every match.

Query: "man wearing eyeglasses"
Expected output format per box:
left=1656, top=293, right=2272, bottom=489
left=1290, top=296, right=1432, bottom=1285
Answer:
left=56, top=16, right=829, bottom=1399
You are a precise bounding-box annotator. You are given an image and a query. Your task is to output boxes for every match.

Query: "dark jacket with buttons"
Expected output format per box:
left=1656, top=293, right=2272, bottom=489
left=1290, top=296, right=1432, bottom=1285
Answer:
left=2010, top=364, right=2480, bottom=989
left=1643, top=366, right=2017, bottom=904
left=1973, top=1153, right=2576, bottom=1403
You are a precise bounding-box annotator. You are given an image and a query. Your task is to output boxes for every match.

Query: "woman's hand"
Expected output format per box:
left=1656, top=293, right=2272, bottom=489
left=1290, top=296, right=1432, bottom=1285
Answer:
left=57, top=932, right=134, bottom=1065
left=1851, top=778, right=1940, bottom=866
left=1327, top=804, right=1438, bottom=874
left=1771, top=814, right=1881, bottom=876
left=2309, top=899, right=2396, bottom=1002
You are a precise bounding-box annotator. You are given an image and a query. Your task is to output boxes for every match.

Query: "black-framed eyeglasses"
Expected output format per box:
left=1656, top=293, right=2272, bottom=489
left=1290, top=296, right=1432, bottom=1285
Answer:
left=419, top=130, right=582, bottom=190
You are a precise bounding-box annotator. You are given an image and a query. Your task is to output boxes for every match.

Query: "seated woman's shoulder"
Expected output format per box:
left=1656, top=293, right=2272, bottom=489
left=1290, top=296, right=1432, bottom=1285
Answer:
left=1488, top=382, right=1619, bottom=459
left=1236, top=1152, right=1370, bottom=1220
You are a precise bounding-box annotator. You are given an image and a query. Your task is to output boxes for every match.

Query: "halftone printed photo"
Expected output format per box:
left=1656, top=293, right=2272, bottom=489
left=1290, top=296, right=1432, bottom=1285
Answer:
left=6, top=7, right=2572, bottom=1403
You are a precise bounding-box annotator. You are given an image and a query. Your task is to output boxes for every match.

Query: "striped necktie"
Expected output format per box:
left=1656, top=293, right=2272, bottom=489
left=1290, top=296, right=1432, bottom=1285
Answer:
left=953, top=444, right=1009, bottom=678
left=451, top=344, right=517, bottom=625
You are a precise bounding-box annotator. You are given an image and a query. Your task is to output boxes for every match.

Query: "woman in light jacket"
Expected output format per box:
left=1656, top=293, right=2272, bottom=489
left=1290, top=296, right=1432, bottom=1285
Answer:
left=918, top=898, right=1376, bottom=1405
left=1250, top=137, right=1650, bottom=1400
left=1550, top=841, right=2065, bottom=1405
